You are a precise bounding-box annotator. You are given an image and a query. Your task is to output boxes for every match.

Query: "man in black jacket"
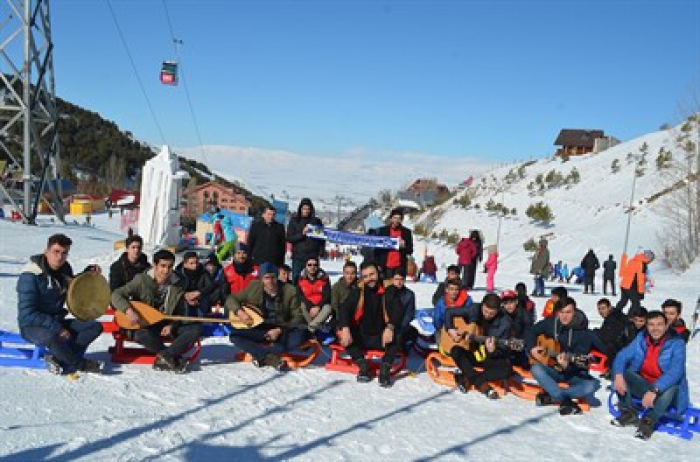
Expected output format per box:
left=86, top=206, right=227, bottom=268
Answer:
left=375, top=208, right=414, bottom=279
left=593, top=298, right=634, bottom=370
left=176, top=251, right=218, bottom=315
left=286, top=198, right=324, bottom=282
left=527, top=297, right=607, bottom=415
left=445, top=293, right=513, bottom=399
left=109, top=234, right=150, bottom=291
left=581, top=249, right=600, bottom=294
left=602, top=254, right=617, bottom=296
left=247, top=205, right=286, bottom=267
left=501, top=290, right=534, bottom=369
left=337, top=262, right=404, bottom=387
left=385, top=270, right=417, bottom=353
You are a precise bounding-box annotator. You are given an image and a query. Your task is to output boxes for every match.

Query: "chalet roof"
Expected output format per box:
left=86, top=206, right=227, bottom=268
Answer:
left=554, top=129, right=605, bottom=148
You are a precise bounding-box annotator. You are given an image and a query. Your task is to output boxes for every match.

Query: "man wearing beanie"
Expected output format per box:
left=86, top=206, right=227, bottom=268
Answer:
left=225, top=263, right=307, bottom=370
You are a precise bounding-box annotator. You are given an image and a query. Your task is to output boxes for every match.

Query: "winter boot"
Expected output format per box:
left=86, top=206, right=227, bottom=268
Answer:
left=153, top=353, right=179, bottom=372
left=378, top=362, right=392, bottom=388
left=264, top=353, right=288, bottom=372
left=454, top=372, right=470, bottom=394
left=80, top=359, right=104, bottom=374
left=356, top=358, right=372, bottom=383
left=479, top=384, right=500, bottom=400
left=559, top=398, right=583, bottom=416
left=611, top=407, right=640, bottom=427
left=535, top=392, right=553, bottom=406
left=635, top=417, right=656, bottom=440
left=44, top=354, right=63, bottom=375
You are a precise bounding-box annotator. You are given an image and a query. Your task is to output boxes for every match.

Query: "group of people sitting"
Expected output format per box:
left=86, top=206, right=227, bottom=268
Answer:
left=16, top=226, right=691, bottom=441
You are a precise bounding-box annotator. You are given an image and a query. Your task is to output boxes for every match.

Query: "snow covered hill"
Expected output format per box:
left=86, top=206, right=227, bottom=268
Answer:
left=410, top=121, right=699, bottom=312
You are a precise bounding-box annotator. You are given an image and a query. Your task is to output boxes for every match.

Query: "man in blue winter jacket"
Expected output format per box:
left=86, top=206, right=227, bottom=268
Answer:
left=611, top=310, right=688, bottom=440
left=17, top=233, right=103, bottom=376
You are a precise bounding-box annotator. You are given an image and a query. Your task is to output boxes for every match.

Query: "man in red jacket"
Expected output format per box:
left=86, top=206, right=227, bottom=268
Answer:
left=223, top=244, right=259, bottom=295
left=296, top=257, right=332, bottom=332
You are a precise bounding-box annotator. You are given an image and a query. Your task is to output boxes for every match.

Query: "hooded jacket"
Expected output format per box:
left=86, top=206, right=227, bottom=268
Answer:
left=603, top=257, right=617, bottom=279
left=223, top=259, right=259, bottom=294
left=619, top=252, right=650, bottom=294
left=530, top=241, right=551, bottom=277
left=445, top=303, right=513, bottom=358
left=296, top=267, right=331, bottom=308
left=525, top=310, right=606, bottom=376
left=580, top=250, right=600, bottom=276
left=109, top=252, right=150, bottom=291
left=594, top=309, right=634, bottom=355
left=17, top=255, right=74, bottom=334
left=433, top=289, right=472, bottom=331
left=455, top=238, right=477, bottom=265
left=286, top=198, right=325, bottom=262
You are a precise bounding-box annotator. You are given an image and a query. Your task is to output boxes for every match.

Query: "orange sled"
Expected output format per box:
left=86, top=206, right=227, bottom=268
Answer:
left=507, top=365, right=590, bottom=411
left=424, top=352, right=508, bottom=397
left=235, top=340, right=321, bottom=369
left=324, top=343, right=407, bottom=376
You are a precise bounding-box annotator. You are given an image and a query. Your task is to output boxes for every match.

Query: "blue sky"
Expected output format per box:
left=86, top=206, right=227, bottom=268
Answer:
left=48, top=0, right=699, bottom=162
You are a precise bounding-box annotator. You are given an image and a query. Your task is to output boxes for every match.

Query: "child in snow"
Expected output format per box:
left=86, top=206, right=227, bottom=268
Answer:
left=484, top=245, right=498, bottom=292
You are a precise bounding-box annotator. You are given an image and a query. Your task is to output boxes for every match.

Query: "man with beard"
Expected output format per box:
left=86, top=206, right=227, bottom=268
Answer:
left=176, top=251, right=218, bottom=315
left=222, top=244, right=259, bottom=295
left=375, top=208, right=414, bottom=279
left=337, top=262, right=404, bottom=387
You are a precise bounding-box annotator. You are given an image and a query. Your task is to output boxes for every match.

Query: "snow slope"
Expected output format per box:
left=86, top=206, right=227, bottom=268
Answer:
left=410, top=123, right=699, bottom=313
left=0, top=214, right=698, bottom=461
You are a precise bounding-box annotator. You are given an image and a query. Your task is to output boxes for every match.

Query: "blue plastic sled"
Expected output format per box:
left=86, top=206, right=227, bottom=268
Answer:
left=608, top=390, right=700, bottom=440
left=0, top=330, right=46, bottom=369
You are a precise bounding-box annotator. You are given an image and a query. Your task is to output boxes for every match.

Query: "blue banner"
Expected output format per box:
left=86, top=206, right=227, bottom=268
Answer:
left=307, top=225, right=399, bottom=250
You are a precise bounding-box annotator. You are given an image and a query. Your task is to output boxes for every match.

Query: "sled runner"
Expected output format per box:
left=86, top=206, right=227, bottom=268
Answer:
left=235, top=340, right=322, bottom=369
left=324, top=343, right=407, bottom=376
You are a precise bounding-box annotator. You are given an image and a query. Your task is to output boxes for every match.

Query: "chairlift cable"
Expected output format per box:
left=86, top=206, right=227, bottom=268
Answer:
left=105, top=0, right=167, bottom=146
left=162, top=0, right=210, bottom=170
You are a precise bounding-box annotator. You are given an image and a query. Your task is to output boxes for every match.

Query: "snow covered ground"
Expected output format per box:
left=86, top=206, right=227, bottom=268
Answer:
left=0, top=213, right=698, bottom=461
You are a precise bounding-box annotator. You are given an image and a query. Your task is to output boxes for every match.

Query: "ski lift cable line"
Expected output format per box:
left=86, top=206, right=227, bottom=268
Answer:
left=162, top=0, right=209, bottom=168
left=105, top=0, right=167, bottom=147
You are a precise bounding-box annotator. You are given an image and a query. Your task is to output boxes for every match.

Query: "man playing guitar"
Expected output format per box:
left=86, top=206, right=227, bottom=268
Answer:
left=526, top=297, right=607, bottom=415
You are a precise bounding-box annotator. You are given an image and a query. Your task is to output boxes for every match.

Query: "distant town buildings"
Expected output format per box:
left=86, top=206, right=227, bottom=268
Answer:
left=182, top=180, right=251, bottom=219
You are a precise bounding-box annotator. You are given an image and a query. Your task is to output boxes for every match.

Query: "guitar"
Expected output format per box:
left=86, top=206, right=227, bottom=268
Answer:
left=439, top=318, right=524, bottom=355
left=529, top=334, right=591, bottom=370
left=115, top=301, right=264, bottom=330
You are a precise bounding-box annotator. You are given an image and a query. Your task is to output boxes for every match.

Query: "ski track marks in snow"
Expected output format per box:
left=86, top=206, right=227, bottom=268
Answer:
left=1, top=210, right=699, bottom=460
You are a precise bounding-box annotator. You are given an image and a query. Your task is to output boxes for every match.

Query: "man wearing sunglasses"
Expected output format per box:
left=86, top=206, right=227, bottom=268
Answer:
left=297, top=257, right=332, bottom=333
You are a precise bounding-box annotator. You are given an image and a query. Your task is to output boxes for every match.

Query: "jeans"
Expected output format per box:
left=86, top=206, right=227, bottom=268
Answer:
left=619, top=370, right=678, bottom=422
left=133, top=322, right=203, bottom=358
left=461, top=263, right=477, bottom=290
left=530, top=363, right=600, bottom=402
left=583, top=274, right=595, bottom=293
left=230, top=325, right=309, bottom=360
left=21, top=319, right=103, bottom=373
left=533, top=275, right=545, bottom=296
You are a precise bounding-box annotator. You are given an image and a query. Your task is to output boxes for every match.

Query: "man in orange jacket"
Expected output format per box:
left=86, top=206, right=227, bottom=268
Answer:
left=615, top=251, right=654, bottom=316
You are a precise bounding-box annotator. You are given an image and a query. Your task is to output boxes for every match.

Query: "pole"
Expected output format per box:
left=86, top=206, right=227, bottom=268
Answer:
left=22, top=0, right=32, bottom=221
left=623, top=163, right=638, bottom=254
left=496, top=185, right=505, bottom=248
